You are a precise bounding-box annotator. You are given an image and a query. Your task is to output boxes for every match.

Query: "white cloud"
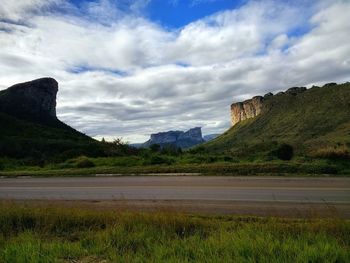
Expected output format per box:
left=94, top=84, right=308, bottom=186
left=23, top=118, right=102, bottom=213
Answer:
left=0, top=0, right=64, bottom=21
left=0, top=0, right=349, bottom=142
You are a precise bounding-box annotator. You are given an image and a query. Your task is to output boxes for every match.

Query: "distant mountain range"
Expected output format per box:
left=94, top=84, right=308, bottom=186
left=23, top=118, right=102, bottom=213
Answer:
left=135, top=128, right=219, bottom=149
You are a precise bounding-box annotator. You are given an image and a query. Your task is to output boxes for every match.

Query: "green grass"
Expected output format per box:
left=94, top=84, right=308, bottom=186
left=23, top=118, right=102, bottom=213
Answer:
left=0, top=203, right=349, bottom=262
left=1, top=158, right=348, bottom=177
left=203, top=83, right=350, bottom=158
left=1, top=150, right=349, bottom=177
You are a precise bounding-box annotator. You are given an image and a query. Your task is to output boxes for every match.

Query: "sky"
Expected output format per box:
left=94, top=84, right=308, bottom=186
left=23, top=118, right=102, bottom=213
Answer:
left=0, top=0, right=349, bottom=143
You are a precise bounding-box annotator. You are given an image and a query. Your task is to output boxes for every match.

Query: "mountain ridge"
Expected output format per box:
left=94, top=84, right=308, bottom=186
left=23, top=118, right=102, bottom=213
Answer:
left=142, top=127, right=205, bottom=149
left=203, top=82, right=350, bottom=158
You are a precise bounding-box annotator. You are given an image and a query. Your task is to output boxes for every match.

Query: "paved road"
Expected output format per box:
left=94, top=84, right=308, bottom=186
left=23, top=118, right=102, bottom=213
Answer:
left=0, top=176, right=349, bottom=202
left=1, top=176, right=349, bottom=217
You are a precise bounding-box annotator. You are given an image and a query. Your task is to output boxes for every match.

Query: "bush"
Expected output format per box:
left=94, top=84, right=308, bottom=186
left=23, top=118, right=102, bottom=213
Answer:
left=312, top=146, right=349, bottom=160
left=223, top=156, right=233, bottom=162
left=160, top=144, right=182, bottom=156
left=75, top=156, right=95, bottom=168
left=188, top=146, right=206, bottom=154
left=150, top=144, right=161, bottom=152
left=145, top=155, right=174, bottom=165
left=275, top=144, right=294, bottom=161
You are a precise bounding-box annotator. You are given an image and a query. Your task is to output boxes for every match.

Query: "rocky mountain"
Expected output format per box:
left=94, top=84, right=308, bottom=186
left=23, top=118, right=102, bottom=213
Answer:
left=203, top=134, right=220, bottom=142
left=0, top=78, right=62, bottom=126
left=230, top=87, right=307, bottom=126
left=203, top=82, right=350, bottom=157
left=0, top=78, right=119, bottom=161
left=231, top=96, right=264, bottom=126
left=142, top=127, right=205, bottom=149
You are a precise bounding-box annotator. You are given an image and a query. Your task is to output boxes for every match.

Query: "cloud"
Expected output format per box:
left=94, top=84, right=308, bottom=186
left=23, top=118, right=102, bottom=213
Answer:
left=0, top=0, right=64, bottom=22
left=0, top=0, right=349, bottom=142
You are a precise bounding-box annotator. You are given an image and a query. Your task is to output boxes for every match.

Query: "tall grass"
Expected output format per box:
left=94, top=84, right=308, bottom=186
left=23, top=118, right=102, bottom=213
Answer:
left=0, top=203, right=349, bottom=262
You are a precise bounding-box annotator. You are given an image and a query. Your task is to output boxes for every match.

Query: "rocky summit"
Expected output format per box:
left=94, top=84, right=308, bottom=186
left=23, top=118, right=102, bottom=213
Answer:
left=230, top=96, right=264, bottom=126
left=143, top=127, right=205, bottom=149
left=230, top=86, right=309, bottom=126
left=0, top=78, right=59, bottom=126
left=203, top=82, right=350, bottom=157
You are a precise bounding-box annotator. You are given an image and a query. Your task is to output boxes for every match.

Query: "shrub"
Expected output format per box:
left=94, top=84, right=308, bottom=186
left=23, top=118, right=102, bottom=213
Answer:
left=146, top=155, right=174, bottom=165
left=223, top=156, right=233, bottom=162
left=275, top=144, right=294, bottom=161
left=312, top=146, right=349, bottom=160
left=150, top=144, right=161, bottom=152
left=188, top=146, right=206, bottom=154
left=160, top=144, right=182, bottom=156
left=75, top=156, right=95, bottom=168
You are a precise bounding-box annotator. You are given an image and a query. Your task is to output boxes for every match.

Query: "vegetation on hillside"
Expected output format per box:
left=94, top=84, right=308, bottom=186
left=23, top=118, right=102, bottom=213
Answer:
left=1, top=83, right=349, bottom=176
left=0, top=203, right=348, bottom=262
left=203, top=83, right=350, bottom=158
left=0, top=113, right=137, bottom=164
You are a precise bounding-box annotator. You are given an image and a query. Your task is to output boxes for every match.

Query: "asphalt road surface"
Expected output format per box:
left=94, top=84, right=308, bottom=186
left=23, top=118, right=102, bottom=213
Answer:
left=1, top=176, right=349, bottom=217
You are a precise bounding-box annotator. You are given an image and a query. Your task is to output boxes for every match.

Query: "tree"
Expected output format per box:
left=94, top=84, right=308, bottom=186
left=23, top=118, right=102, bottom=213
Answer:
left=150, top=144, right=161, bottom=152
left=275, top=144, right=294, bottom=161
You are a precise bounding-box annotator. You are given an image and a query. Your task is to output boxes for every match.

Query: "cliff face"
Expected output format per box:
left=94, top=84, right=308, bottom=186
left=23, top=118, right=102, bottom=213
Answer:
left=150, top=131, right=183, bottom=144
left=144, top=127, right=205, bottom=149
left=178, top=127, right=203, bottom=143
left=230, top=86, right=307, bottom=126
left=231, top=96, right=264, bottom=126
left=0, top=78, right=58, bottom=125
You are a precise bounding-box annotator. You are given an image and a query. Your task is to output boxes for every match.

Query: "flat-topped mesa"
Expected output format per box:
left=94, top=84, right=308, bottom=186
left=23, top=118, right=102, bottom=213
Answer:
left=150, top=131, right=183, bottom=144
left=0, top=77, right=59, bottom=124
left=231, top=96, right=264, bottom=126
left=143, top=127, right=204, bottom=149
left=230, top=86, right=308, bottom=126
left=0, top=77, right=58, bottom=116
left=178, top=127, right=203, bottom=142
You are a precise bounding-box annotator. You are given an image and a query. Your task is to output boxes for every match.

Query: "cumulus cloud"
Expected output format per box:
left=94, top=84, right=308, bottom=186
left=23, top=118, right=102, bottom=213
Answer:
left=0, top=0, right=349, bottom=142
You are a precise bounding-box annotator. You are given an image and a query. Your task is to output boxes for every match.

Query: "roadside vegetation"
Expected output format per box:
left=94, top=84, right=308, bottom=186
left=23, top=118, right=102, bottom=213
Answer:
left=0, top=141, right=349, bottom=177
left=0, top=203, right=349, bottom=262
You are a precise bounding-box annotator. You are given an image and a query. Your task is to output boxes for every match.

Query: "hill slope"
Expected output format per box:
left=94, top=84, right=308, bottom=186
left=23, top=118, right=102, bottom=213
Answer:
left=0, top=112, right=108, bottom=161
left=0, top=78, right=129, bottom=162
left=203, top=82, right=350, bottom=158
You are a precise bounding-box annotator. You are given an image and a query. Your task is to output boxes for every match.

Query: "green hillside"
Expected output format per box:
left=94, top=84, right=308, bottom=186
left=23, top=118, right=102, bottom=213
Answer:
left=0, top=78, right=138, bottom=165
left=203, top=83, right=350, bottom=159
left=0, top=113, right=134, bottom=164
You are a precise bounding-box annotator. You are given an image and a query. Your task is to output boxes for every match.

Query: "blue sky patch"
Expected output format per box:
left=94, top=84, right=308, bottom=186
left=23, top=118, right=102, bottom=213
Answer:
left=69, top=65, right=129, bottom=76
left=68, top=0, right=246, bottom=28
left=145, top=0, right=246, bottom=28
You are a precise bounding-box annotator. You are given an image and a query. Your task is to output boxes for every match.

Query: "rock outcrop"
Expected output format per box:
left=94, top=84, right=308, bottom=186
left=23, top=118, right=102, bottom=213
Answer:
left=285, top=87, right=306, bottom=95
left=0, top=78, right=71, bottom=129
left=0, top=78, right=58, bottom=122
left=149, top=131, right=183, bottom=145
left=143, top=127, right=205, bottom=149
left=231, top=86, right=308, bottom=126
left=203, top=134, right=220, bottom=142
left=231, top=96, right=264, bottom=126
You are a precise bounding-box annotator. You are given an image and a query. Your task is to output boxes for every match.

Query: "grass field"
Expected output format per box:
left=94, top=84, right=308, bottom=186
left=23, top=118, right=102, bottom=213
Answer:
left=0, top=203, right=349, bottom=262
left=0, top=158, right=348, bottom=177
